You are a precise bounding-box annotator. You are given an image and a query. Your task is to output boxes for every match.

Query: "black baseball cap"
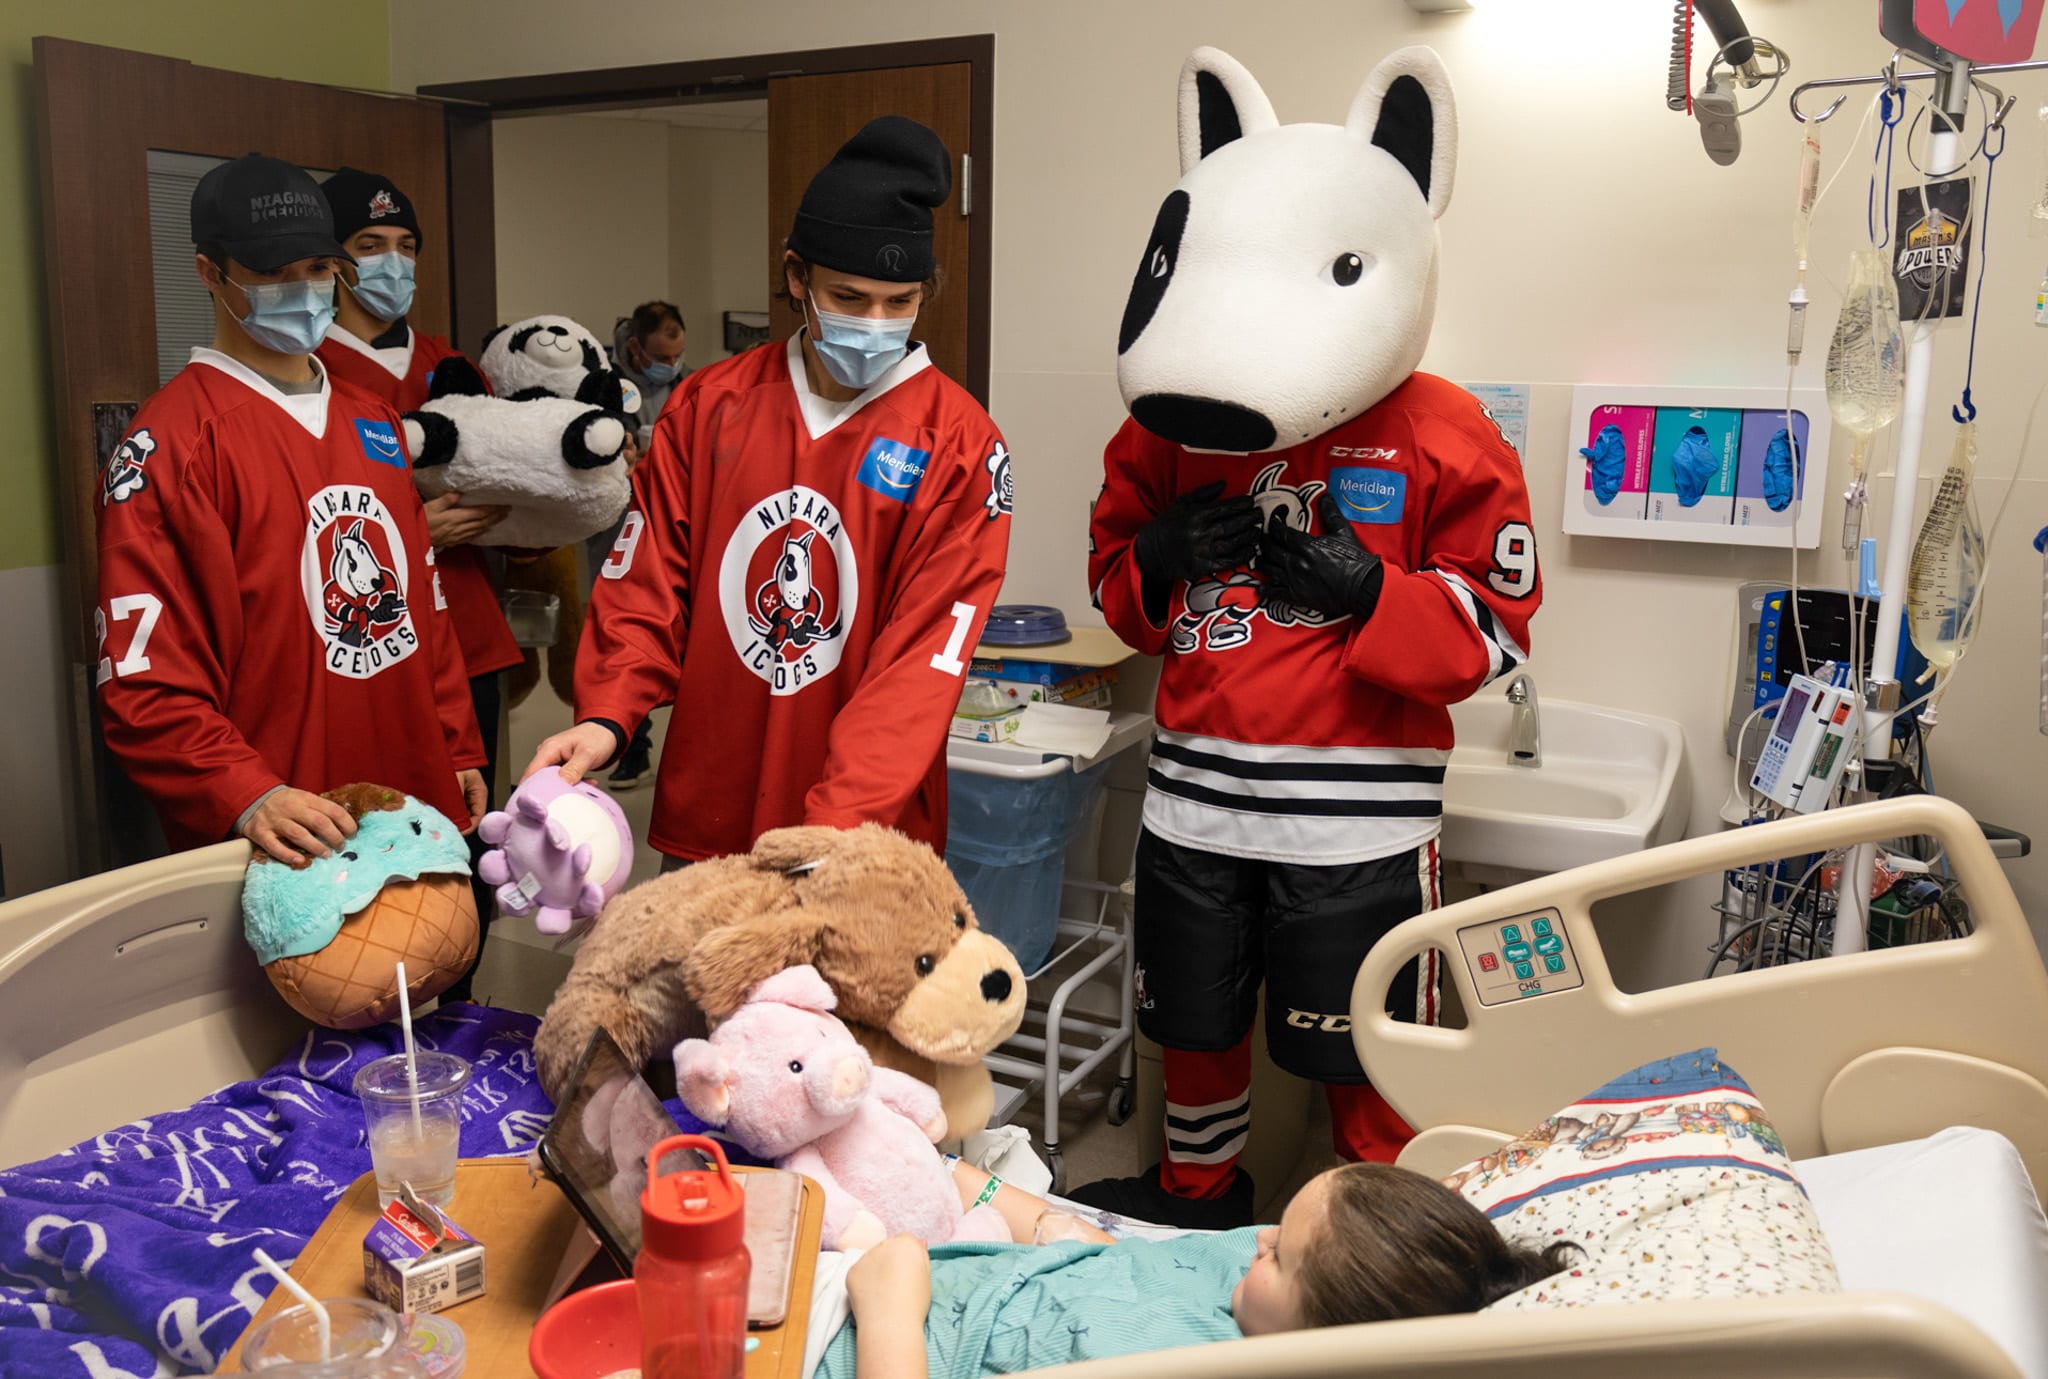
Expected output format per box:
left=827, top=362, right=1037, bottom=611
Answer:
left=321, top=167, right=421, bottom=242
left=191, top=154, right=351, bottom=272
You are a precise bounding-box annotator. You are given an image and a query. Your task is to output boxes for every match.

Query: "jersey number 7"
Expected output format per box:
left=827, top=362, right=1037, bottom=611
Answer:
left=96, top=593, right=165, bottom=686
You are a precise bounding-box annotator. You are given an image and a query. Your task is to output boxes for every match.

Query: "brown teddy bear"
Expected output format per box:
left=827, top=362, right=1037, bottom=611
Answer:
left=534, top=823, right=1027, bottom=1141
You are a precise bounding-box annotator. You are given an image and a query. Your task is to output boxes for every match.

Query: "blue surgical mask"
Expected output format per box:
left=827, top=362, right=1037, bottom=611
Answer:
left=348, top=251, right=416, bottom=322
left=637, top=351, right=680, bottom=386
left=807, top=301, right=915, bottom=390
left=230, top=276, right=337, bottom=355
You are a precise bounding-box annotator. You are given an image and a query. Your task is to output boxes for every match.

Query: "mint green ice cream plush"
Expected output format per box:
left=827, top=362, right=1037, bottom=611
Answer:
left=243, top=790, right=471, bottom=966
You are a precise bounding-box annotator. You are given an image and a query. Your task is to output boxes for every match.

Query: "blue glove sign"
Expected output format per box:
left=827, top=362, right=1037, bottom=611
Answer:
left=1671, top=426, right=1718, bottom=507
left=1581, top=424, right=1626, bottom=505
left=1762, top=428, right=1798, bottom=513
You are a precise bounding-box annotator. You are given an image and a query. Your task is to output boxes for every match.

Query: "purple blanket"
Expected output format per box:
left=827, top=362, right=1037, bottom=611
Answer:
left=0, top=1004, right=557, bottom=1377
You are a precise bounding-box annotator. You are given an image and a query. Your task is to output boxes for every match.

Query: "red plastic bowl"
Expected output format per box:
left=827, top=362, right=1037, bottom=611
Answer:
left=529, top=1278, right=640, bottom=1379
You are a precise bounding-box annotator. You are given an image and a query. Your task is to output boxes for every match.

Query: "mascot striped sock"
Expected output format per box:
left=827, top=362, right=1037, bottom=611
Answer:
left=1159, top=1034, right=1253, bottom=1198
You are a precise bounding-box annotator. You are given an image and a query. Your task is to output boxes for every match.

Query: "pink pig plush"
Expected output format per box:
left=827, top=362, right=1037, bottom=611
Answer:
left=477, top=766, right=633, bottom=934
left=675, top=965, right=1012, bottom=1251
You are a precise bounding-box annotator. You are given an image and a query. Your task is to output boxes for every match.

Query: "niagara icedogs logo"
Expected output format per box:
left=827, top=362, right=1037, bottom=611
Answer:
left=300, top=484, right=418, bottom=679
left=719, top=484, right=859, bottom=695
left=368, top=189, right=401, bottom=220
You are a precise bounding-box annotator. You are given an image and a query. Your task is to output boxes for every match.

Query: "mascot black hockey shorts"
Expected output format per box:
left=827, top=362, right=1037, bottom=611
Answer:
left=1131, top=827, right=1441, bottom=1083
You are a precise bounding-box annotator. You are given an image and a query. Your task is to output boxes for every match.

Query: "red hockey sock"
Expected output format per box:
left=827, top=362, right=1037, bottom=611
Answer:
left=1159, top=1036, right=1253, bottom=1199
left=1325, top=1081, right=1417, bottom=1164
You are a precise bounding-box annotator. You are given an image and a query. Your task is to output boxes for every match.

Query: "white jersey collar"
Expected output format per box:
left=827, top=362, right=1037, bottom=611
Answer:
left=784, top=330, right=931, bottom=441
left=323, top=322, right=415, bottom=382
left=191, top=347, right=331, bottom=439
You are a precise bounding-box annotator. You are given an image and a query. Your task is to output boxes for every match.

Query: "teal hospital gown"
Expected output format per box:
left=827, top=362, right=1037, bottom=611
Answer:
left=817, top=1228, right=1259, bottom=1377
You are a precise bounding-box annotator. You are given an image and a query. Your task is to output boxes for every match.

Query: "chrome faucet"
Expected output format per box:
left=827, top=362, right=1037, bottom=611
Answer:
left=1504, top=673, right=1540, bottom=767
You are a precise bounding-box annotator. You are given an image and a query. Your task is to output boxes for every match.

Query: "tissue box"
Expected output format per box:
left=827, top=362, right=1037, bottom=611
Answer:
left=950, top=710, right=1024, bottom=743
left=363, top=1188, right=486, bottom=1314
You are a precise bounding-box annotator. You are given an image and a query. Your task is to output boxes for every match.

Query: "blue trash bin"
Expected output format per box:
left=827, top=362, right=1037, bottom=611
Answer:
left=945, top=760, right=1109, bottom=972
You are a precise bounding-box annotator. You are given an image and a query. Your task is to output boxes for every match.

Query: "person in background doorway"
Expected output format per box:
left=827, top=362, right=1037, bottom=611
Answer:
left=523, top=116, right=1012, bottom=868
left=318, top=166, right=520, bottom=1002
left=96, top=154, right=485, bottom=867
left=612, top=300, right=690, bottom=450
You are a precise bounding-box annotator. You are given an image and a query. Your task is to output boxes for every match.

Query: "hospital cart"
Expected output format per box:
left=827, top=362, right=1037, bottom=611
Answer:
left=946, top=711, right=1152, bottom=1192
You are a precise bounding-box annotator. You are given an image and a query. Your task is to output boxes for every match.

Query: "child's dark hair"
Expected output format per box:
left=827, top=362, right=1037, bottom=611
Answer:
left=1293, top=1163, right=1577, bottom=1329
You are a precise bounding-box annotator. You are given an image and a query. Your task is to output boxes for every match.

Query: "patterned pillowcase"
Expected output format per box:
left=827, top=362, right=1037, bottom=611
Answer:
left=1445, top=1047, right=1840, bottom=1309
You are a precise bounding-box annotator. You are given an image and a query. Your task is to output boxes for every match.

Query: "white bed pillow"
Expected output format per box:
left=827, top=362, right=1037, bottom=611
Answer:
left=1444, top=1046, right=1840, bottom=1309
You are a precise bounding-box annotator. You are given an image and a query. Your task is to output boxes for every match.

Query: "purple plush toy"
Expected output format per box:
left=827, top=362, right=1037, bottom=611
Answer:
left=477, top=766, right=634, bottom=934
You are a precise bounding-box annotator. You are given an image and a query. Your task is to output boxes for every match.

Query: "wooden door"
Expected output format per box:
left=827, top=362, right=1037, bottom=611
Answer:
left=34, top=38, right=479, bottom=869
left=768, top=64, right=974, bottom=390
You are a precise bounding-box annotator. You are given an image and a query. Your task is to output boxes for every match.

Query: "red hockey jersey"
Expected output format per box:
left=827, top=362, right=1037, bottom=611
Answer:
left=579, top=334, right=1013, bottom=861
left=1088, top=373, right=1539, bottom=866
left=318, top=325, right=521, bottom=677
left=95, top=349, right=487, bottom=851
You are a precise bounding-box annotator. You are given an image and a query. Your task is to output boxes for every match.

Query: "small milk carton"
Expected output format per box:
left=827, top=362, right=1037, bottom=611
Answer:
left=363, top=1184, right=486, bottom=1313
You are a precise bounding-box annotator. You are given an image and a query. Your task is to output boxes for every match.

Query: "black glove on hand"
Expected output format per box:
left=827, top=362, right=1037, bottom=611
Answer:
left=1133, top=480, right=1263, bottom=587
left=1260, top=494, right=1386, bottom=621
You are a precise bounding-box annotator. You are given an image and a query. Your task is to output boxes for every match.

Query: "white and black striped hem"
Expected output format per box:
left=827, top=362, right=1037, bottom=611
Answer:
left=1143, top=730, right=1446, bottom=865
left=1164, top=1092, right=1251, bottom=1167
left=1426, top=568, right=1527, bottom=688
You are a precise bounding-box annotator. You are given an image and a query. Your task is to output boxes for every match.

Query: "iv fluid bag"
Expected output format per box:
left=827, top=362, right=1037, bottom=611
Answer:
left=1826, top=247, right=1906, bottom=467
left=1907, top=421, right=1988, bottom=674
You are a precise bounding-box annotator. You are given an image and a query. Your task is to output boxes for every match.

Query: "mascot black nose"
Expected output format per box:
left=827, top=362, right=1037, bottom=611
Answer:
left=1131, top=394, right=1277, bottom=453
left=980, top=969, right=1013, bottom=1003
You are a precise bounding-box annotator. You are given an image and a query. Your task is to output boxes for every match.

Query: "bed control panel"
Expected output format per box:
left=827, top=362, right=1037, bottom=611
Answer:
left=1454, top=908, right=1583, bottom=1006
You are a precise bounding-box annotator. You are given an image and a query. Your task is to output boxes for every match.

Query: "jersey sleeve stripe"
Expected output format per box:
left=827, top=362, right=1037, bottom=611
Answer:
left=1425, top=567, right=1527, bottom=684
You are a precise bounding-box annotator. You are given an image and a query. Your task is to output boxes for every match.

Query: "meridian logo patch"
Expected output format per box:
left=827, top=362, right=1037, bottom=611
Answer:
left=855, top=437, right=930, bottom=504
left=1327, top=465, right=1406, bottom=524
left=353, top=418, right=407, bottom=469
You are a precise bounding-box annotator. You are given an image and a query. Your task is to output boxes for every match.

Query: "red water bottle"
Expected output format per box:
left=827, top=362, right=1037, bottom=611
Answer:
left=638, top=1133, right=750, bottom=1379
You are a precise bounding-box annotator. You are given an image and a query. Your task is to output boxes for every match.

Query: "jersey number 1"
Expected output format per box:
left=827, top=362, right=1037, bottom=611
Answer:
left=95, top=593, right=164, bottom=686
left=930, top=602, right=978, bottom=677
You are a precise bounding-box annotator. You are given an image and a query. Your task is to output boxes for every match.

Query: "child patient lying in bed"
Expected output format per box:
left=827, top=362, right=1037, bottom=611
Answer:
left=813, top=1158, right=1576, bottom=1377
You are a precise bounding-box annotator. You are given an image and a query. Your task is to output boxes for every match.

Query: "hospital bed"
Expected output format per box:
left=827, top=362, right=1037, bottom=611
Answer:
left=1042, top=794, right=2048, bottom=1378
left=0, top=839, right=305, bottom=1168
left=6, top=801, right=2045, bottom=1377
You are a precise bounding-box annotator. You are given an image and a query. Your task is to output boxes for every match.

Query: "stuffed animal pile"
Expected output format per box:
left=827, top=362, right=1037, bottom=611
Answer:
left=403, top=314, right=638, bottom=548
left=678, top=964, right=1011, bottom=1249
left=534, top=823, right=1026, bottom=1143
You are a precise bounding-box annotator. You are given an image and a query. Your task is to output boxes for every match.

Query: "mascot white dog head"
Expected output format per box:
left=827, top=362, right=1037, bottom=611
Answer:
left=1117, top=46, right=1457, bottom=453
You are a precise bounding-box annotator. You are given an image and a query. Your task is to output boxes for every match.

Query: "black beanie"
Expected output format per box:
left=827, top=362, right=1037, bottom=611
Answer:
left=787, top=116, right=951, bottom=283
left=320, top=167, right=421, bottom=242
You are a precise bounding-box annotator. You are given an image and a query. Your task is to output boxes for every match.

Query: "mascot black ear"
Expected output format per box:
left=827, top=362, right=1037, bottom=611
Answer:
left=480, top=322, right=510, bottom=354
left=1176, top=47, right=1278, bottom=175
left=1346, top=46, right=1458, bottom=221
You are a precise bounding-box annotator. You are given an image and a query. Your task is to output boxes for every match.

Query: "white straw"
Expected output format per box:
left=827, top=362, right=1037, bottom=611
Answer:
left=252, top=1248, right=329, bottom=1362
left=395, top=961, right=423, bottom=1137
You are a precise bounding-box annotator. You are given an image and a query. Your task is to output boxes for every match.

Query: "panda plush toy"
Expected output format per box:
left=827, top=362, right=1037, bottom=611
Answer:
left=402, top=314, right=640, bottom=548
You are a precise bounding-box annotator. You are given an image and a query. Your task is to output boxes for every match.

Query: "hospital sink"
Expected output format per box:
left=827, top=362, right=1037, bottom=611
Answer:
left=1441, top=695, right=1690, bottom=878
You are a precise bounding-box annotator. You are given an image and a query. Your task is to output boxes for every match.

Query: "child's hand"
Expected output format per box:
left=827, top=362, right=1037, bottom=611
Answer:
left=847, top=1233, right=931, bottom=1323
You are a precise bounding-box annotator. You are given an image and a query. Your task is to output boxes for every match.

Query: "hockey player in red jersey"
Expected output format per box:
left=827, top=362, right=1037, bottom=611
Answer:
left=1070, top=48, right=1539, bottom=1229
left=523, top=117, right=1012, bottom=866
left=316, top=165, right=519, bottom=779
left=318, top=167, right=520, bottom=998
left=95, top=154, right=487, bottom=866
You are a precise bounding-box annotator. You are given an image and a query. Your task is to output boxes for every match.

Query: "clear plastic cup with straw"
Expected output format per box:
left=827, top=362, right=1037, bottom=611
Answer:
left=353, top=965, right=470, bottom=1208
left=243, top=1248, right=419, bottom=1370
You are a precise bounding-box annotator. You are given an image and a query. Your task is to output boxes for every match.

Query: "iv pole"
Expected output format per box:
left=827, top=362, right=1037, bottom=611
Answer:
left=1789, top=54, right=2031, bottom=953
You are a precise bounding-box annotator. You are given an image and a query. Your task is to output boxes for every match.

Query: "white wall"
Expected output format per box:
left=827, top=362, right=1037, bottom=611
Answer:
left=399, top=0, right=2048, bottom=983
left=493, top=113, right=672, bottom=340
left=668, top=125, right=771, bottom=369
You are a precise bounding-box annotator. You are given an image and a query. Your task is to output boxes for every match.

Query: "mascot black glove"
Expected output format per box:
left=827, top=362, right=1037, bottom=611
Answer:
left=1260, top=494, right=1385, bottom=622
left=1134, top=480, right=1262, bottom=586
left=1133, top=480, right=1263, bottom=625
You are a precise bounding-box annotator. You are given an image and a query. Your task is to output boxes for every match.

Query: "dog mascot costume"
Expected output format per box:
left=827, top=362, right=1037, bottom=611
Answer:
left=1073, top=46, right=1541, bottom=1228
